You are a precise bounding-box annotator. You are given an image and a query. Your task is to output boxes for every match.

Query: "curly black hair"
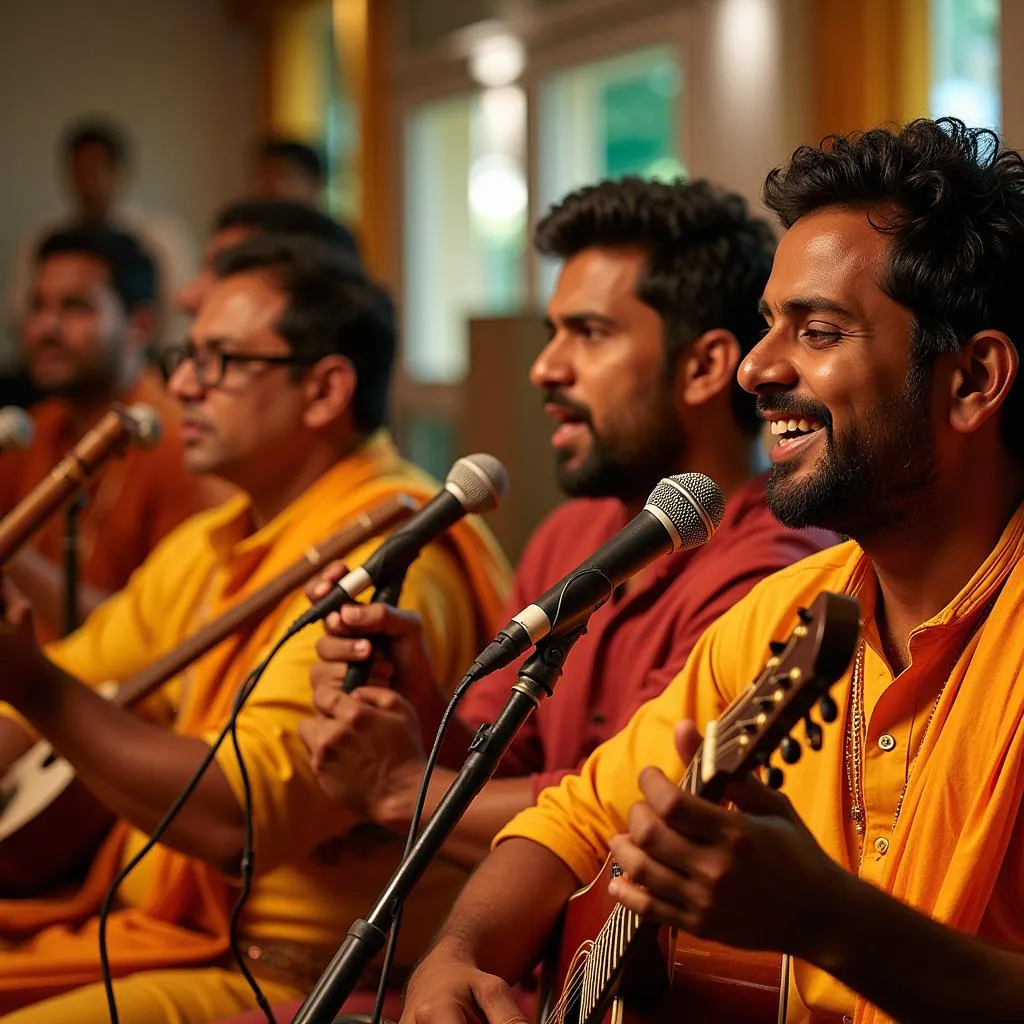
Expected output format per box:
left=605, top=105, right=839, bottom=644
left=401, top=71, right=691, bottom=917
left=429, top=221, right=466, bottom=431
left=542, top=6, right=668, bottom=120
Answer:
left=763, top=117, right=1024, bottom=460
left=535, top=177, right=776, bottom=435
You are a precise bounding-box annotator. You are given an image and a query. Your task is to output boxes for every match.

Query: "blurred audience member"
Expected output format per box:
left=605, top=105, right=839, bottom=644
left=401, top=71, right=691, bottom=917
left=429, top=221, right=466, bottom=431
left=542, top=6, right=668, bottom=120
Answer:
left=177, top=198, right=359, bottom=317
left=9, top=117, right=197, bottom=346
left=0, top=226, right=220, bottom=640
left=251, top=137, right=326, bottom=206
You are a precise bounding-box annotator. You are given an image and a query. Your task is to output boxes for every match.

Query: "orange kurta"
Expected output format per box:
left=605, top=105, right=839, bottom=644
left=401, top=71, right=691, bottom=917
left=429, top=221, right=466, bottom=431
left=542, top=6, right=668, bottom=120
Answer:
left=0, top=373, right=222, bottom=640
left=0, top=431, right=511, bottom=1019
left=497, top=505, right=1024, bottom=1023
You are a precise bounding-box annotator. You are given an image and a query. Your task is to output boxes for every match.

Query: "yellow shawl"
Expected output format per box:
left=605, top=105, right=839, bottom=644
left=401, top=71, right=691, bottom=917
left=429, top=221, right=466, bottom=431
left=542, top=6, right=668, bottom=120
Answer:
left=0, top=432, right=509, bottom=1010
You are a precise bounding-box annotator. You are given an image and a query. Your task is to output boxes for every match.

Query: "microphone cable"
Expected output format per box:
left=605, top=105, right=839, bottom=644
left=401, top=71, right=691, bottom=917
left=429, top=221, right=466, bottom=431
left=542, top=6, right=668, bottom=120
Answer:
left=97, top=623, right=306, bottom=1024
left=365, top=668, right=484, bottom=1024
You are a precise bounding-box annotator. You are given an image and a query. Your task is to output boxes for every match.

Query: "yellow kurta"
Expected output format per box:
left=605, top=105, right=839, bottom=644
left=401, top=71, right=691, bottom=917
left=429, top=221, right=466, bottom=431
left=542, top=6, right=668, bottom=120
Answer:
left=497, top=504, right=1024, bottom=1024
left=0, top=431, right=511, bottom=1021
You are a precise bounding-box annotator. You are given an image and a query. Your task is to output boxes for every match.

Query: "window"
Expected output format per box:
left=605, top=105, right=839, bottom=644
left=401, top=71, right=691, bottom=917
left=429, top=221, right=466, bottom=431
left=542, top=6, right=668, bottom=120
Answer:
left=537, top=44, right=684, bottom=294
left=403, top=89, right=527, bottom=383
left=930, top=0, right=1000, bottom=129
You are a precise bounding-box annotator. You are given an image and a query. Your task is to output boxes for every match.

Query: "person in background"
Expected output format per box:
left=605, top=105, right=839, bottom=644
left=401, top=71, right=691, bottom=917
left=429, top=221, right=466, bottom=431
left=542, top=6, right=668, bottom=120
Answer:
left=177, top=198, right=358, bottom=318
left=227, top=179, right=836, bottom=1024
left=0, top=235, right=510, bottom=1024
left=9, top=118, right=197, bottom=349
left=250, top=137, right=326, bottom=207
left=0, top=225, right=221, bottom=641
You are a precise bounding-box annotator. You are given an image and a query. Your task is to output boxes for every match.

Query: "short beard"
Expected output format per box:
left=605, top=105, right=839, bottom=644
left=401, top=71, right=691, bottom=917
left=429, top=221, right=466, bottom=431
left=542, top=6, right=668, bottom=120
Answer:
left=765, top=357, right=937, bottom=539
left=557, top=388, right=684, bottom=503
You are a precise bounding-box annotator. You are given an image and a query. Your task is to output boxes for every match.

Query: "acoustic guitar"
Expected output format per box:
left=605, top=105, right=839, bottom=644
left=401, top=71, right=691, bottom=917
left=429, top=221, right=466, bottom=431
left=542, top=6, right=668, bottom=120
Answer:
left=0, top=493, right=416, bottom=896
left=540, top=591, right=861, bottom=1024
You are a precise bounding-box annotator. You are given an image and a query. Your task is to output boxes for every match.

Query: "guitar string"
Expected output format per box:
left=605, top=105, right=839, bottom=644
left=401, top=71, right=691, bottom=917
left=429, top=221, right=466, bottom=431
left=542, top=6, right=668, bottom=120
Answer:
left=543, top=733, right=756, bottom=1023
left=543, top=725, right=768, bottom=1021
left=547, top=617, right=812, bottom=1020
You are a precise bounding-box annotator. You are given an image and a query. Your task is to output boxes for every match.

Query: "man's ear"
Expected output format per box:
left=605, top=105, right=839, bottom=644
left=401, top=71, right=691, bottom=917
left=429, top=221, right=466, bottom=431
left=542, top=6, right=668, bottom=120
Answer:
left=947, top=330, right=1018, bottom=436
left=675, top=328, right=742, bottom=408
left=303, top=355, right=358, bottom=430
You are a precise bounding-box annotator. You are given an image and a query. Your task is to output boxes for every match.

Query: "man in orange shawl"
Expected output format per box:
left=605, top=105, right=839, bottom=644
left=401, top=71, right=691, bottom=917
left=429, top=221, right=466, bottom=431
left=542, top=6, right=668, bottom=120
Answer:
left=0, top=235, right=509, bottom=1022
left=397, top=119, right=1024, bottom=1024
left=0, top=225, right=224, bottom=641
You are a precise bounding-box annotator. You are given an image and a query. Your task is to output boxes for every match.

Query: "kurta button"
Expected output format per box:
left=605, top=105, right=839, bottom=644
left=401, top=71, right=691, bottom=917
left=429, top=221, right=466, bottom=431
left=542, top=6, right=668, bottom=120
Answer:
left=874, top=836, right=890, bottom=855
left=878, top=733, right=896, bottom=751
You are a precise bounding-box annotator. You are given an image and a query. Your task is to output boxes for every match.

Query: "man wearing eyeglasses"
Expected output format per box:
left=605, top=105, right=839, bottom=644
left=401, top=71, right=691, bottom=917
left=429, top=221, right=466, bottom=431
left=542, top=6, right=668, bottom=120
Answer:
left=0, top=224, right=226, bottom=641
left=0, top=235, right=511, bottom=1024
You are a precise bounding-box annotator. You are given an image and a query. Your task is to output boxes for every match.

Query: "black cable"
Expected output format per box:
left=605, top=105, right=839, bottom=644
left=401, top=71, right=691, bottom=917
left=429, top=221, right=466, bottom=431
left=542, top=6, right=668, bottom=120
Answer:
left=99, top=628, right=299, bottom=1024
left=368, top=670, right=479, bottom=1024
left=228, top=671, right=277, bottom=1023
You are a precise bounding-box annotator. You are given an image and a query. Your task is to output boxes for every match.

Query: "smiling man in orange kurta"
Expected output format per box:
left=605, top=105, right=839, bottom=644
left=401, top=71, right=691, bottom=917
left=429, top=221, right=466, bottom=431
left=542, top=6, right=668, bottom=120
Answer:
left=0, top=235, right=510, bottom=1023
left=398, top=120, right=1024, bottom=1024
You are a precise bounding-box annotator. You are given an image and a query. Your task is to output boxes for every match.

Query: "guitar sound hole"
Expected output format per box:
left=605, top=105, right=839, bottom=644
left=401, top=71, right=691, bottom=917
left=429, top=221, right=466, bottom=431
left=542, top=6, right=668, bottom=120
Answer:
left=41, top=750, right=57, bottom=769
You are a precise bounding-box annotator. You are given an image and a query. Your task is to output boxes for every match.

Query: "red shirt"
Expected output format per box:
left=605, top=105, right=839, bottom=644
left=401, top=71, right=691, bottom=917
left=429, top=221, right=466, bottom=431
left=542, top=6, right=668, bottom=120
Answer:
left=460, top=474, right=836, bottom=798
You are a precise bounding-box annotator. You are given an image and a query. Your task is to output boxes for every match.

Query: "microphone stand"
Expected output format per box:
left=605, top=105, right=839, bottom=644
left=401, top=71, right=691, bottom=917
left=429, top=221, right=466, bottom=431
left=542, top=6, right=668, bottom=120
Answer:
left=62, top=493, right=88, bottom=636
left=292, top=622, right=590, bottom=1024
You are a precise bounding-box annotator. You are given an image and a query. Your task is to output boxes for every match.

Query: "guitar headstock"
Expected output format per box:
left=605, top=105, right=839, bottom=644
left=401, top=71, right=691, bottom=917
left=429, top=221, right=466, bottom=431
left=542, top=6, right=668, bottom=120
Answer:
left=696, top=591, right=861, bottom=801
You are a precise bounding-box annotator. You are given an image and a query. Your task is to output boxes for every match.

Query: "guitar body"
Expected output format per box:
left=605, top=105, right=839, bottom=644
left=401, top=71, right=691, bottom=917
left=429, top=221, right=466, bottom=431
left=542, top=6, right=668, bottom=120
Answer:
left=541, top=856, right=786, bottom=1024
left=0, top=740, right=114, bottom=895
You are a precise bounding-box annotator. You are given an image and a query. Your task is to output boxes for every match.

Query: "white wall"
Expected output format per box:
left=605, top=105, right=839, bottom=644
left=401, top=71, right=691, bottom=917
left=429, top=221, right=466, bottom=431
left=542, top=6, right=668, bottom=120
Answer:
left=0, top=0, right=259, bottom=330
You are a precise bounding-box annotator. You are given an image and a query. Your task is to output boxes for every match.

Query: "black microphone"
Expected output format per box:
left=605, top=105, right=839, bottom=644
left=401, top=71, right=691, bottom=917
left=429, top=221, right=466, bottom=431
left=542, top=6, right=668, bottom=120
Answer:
left=467, top=473, right=725, bottom=680
left=289, top=453, right=509, bottom=633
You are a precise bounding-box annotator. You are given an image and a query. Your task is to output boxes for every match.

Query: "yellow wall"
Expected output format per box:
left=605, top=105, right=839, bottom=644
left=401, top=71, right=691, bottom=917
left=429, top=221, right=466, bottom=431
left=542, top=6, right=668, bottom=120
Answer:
left=811, top=0, right=930, bottom=139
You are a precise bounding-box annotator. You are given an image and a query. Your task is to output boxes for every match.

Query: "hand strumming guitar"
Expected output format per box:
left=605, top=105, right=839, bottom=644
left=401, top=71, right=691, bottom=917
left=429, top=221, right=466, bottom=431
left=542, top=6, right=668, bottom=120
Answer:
left=606, top=719, right=852, bottom=959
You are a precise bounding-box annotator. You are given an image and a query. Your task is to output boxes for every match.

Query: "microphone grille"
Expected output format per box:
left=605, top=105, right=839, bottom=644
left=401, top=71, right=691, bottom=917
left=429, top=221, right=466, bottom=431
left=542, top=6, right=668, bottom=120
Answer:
left=646, top=473, right=726, bottom=550
left=445, top=453, right=509, bottom=514
left=0, top=406, right=34, bottom=451
left=124, top=403, right=163, bottom=450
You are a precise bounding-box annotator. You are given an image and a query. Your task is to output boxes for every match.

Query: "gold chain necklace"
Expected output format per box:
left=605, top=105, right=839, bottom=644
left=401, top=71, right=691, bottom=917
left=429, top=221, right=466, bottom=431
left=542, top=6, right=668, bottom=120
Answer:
left=845, top=593, right=999, bottom=850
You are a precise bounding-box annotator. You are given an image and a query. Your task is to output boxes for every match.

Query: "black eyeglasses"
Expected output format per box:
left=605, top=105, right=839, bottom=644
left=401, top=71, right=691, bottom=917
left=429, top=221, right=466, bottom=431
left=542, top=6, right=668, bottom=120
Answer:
left=158, top=342, right=323, bottom=389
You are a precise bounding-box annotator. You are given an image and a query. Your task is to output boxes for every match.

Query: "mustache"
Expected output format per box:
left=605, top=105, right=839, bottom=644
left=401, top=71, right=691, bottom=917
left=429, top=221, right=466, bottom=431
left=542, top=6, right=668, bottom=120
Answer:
left=542, top=388, right=592, bottom=424
left=755, top=394, right=832, bottom=428
left=30, top=334, right=65, bottom=351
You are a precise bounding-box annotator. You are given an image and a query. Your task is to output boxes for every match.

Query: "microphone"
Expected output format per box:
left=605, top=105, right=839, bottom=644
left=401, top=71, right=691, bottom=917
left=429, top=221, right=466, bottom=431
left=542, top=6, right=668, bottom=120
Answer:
left=0, top=403, right=162, bottom=566
left=0, top=407, right=34, bottom=453
left=468, top=472, right=725, bottom=680
left=289, top=453, right=509, bottom=633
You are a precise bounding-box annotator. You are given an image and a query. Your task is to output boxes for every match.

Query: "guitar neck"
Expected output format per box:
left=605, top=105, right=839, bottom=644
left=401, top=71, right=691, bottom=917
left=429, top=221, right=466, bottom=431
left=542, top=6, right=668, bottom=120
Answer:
left=577, top=752, right=709, bottom=1017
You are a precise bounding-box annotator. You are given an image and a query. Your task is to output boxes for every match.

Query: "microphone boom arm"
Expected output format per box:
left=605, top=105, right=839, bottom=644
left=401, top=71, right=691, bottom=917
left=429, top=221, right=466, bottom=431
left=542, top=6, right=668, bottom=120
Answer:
left=291, top=623, right=590, bottom=1024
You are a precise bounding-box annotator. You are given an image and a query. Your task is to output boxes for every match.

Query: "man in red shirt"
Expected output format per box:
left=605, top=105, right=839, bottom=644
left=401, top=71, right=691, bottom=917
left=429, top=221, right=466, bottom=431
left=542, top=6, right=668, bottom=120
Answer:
left=301, top=177, right=836, bottom=854
left=217, top=178, right=835, bottom=1024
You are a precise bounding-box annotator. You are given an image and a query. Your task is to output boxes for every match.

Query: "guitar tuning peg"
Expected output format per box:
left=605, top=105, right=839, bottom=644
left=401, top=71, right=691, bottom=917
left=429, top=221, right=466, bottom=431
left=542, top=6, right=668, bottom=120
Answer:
left=804, top=715, right=823, bottom=751
left=769, top=640, right=786, bottom=655
left=797, top=607, right=813, bottom=624
left=780, top=736, right=801, bottom=764
left=766, top=765, right=784, bottom=789
left=819, top=694, right=838, bottom=723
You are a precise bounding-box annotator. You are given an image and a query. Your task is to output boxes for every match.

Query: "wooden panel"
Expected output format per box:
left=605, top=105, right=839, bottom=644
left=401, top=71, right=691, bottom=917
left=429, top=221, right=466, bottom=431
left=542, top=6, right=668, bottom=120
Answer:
left=462, top=314, right=562, bottom=563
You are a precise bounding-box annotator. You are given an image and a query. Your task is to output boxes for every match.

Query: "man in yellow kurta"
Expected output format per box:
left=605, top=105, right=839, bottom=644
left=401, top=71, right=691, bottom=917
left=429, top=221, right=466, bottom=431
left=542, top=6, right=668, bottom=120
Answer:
left=0, top=235, right=509, bottom=1022
left=397, top=120, right=1024, bottom=1024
